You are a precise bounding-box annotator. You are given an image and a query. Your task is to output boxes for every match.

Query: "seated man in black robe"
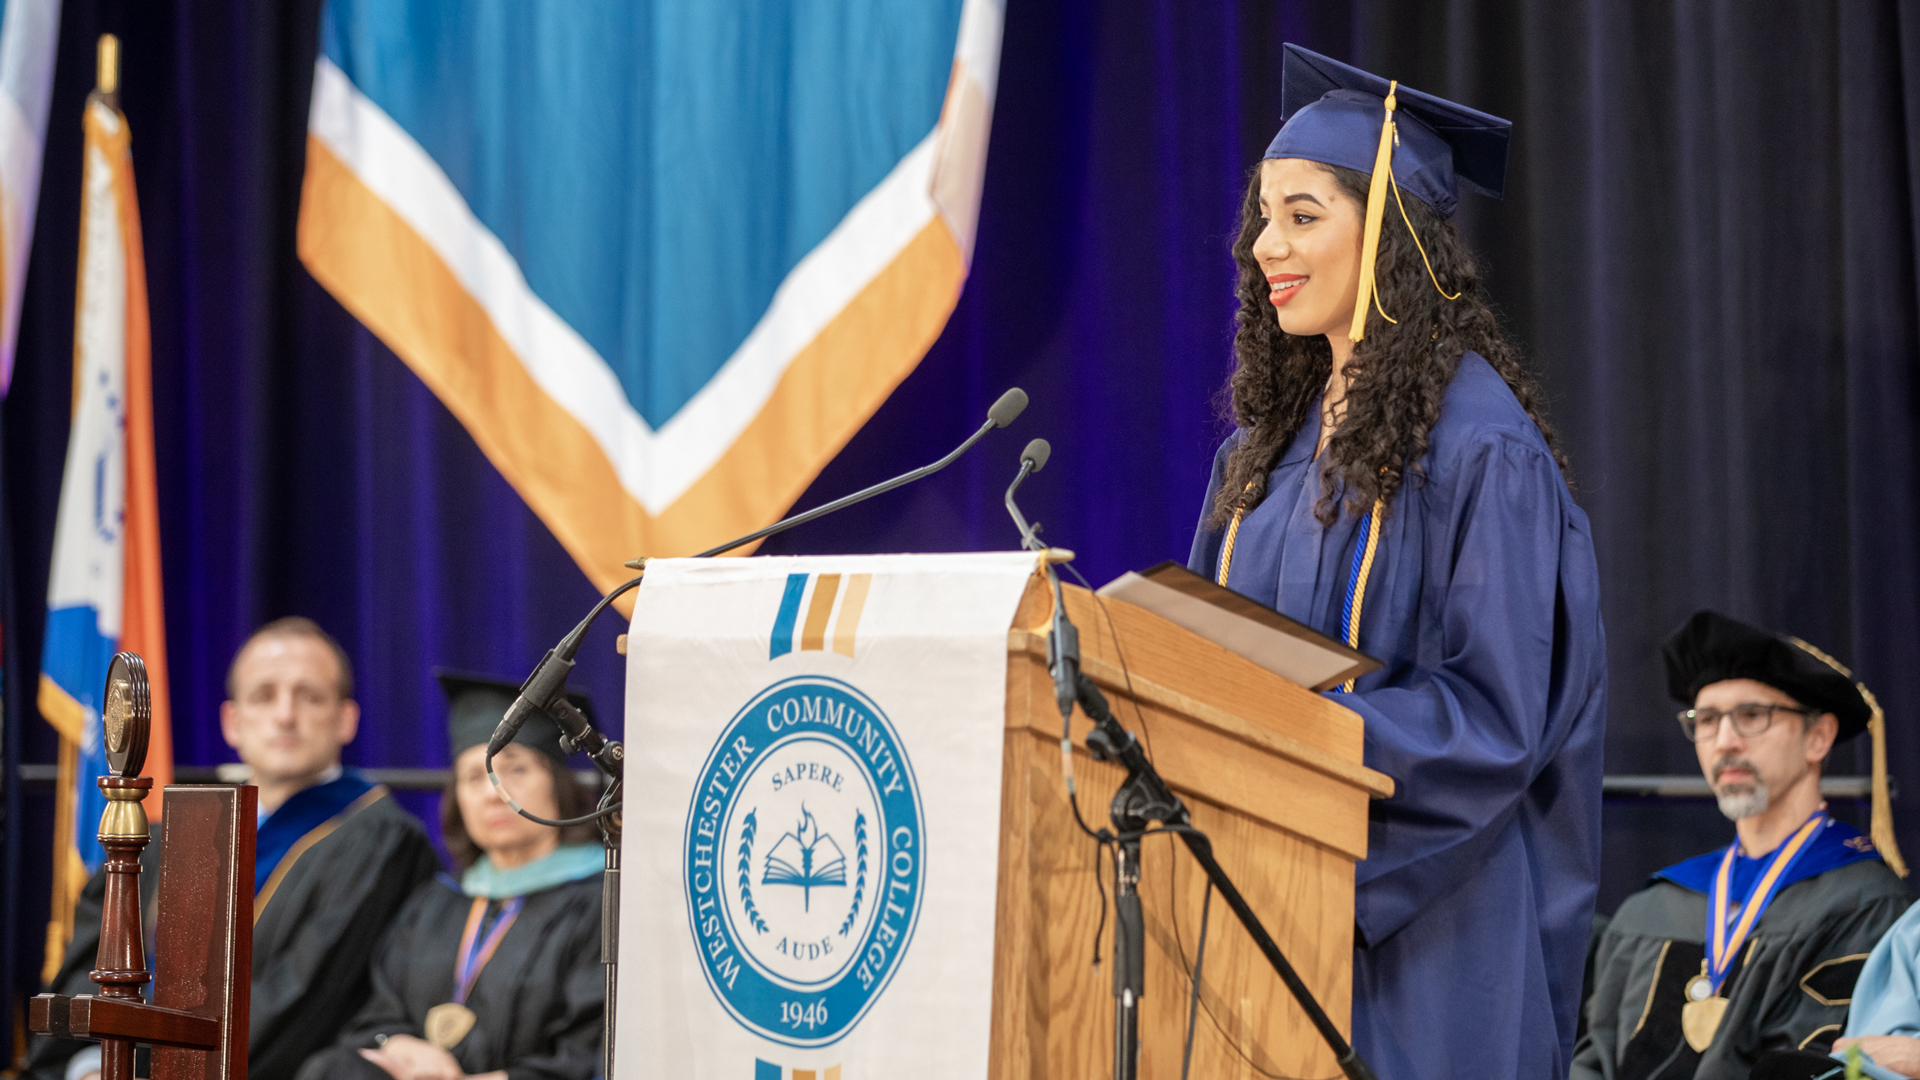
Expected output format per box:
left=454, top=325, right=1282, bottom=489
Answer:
left=295, top=672, right=605, bottom=1080
left=1573, top=611, right=1912, bottom=1080
left=28, top=617, right=440, bottom=1080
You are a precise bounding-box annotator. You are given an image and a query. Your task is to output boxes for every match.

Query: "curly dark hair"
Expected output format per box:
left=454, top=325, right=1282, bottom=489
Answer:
left=1206, top=163, right=1568, bottom=529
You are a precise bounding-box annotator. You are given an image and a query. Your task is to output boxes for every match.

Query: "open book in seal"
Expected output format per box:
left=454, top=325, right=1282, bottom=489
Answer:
left=1096, top=561, right=1383, bottom=693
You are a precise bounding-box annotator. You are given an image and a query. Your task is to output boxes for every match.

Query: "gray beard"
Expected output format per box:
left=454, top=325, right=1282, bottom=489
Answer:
left=1716, top=781, right=1771, bottom=822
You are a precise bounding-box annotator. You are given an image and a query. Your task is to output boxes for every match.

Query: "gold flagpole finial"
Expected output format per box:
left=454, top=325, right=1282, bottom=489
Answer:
left=1348, top=81, right=1399, bottom=344
left=97, top=34, right=119, bottom=96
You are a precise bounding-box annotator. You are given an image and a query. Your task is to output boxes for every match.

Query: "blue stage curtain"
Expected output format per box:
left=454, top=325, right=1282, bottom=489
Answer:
left=6, top=0, right=1920, bottom=1049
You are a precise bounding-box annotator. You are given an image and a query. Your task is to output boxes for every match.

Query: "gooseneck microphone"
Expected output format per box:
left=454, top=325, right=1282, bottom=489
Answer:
left=692, top=386, right=1028, bottom=559
left=1001, top=440, right=1081, bottom=794
left=1019, top=436, right=1051, bottom=472
left=1004, top=438, right=1050, bottom=550
left=489, top=387, right=1033, bottom=788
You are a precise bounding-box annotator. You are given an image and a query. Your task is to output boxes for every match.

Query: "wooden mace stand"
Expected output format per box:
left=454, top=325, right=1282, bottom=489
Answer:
left=29, top=652, right=256, bottom=1080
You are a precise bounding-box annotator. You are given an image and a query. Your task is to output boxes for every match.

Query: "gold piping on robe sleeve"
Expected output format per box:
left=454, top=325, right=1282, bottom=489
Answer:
left=1798, top=1024, right=1843, bottom=1051
left=1629, top=939, right=1672, bottom=1039
left=1798, top=952, right=1872, bottom=1007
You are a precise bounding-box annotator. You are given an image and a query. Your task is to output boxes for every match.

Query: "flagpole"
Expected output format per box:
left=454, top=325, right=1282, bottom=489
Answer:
left=40, top=31, right=119, bottom=991
left=43, top=27, right=172, bottom=982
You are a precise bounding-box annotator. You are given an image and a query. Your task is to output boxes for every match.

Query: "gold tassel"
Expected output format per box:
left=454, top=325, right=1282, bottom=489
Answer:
left=1348, top=82, right=1399, bottom=344
left=1788, top=635, right=1906, bottom=877
left=1860, top=683, right=1908, bottom=877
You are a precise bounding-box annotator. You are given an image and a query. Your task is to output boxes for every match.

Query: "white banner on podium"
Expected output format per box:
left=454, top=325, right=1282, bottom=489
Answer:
left=617, top=553, right=1037, bottom=1079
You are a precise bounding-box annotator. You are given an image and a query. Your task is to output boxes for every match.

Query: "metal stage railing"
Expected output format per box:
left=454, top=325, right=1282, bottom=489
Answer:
left=8, top=765, right=1879, bottom=798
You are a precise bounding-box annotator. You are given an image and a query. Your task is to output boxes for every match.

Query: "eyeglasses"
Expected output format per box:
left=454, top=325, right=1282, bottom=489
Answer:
left=1677, top=702, right=1819, bottom=742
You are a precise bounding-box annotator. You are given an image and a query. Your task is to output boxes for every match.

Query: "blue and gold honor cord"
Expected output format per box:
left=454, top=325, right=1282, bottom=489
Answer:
left=1216, top=491, right=1384, bottom=694
left=1337, top=500, right=1385, bottom=693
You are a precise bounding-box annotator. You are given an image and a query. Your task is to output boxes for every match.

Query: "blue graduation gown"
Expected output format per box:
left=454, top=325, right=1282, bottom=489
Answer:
left=1189, top=353, right=1608, bottom=1080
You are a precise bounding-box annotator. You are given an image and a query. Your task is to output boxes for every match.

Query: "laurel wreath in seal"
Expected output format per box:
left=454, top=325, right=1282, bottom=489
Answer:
left=837, top=809, right=868, bottom=937
left=739, top=810, right=770, bottom=934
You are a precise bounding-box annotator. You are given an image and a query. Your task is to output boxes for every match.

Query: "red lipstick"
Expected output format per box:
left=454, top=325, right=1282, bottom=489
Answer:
left=1268, top=273, right=1306, bottom=307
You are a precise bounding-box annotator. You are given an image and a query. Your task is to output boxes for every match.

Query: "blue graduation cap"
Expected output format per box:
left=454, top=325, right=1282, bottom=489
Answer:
left=1265, top=45, right=1511, bottom=218
left=1260, top=45, right=1513, bottom=342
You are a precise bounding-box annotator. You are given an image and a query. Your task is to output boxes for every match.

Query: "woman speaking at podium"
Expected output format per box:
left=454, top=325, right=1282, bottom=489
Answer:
left=1187, top=47, right=1606, bottom=1080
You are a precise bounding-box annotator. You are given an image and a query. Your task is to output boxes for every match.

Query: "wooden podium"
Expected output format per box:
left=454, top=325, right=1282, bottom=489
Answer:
left=989, top=578, right=1393, bottom=1080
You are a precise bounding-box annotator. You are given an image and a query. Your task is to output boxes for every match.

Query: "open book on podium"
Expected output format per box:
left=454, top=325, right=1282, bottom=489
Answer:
left=618, top=553, right=1393, bottom=1080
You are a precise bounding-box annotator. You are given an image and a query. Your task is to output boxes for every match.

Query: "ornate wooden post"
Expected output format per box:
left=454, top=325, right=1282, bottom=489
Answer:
left=31, top=651, right=248, bottom=1080
left=92, top=654, right=153, bottom=1080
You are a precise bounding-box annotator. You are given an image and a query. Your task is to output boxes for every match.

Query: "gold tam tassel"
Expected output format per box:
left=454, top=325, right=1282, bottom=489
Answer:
left=1789, top=635, right=1907, bottom=877
left=1860, top=682, right=1908, bottom=877
left=1348, top=82, right=1398, bottom=344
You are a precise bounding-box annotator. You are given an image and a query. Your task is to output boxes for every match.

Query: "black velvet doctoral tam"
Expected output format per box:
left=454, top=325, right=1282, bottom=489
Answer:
left=1660, top=611, right=1871, bottom=740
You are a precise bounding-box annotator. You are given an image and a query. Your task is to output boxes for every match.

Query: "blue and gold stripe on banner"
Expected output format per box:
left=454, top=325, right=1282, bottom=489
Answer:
left=756, top=1063, right=842, bottom=1080
left=770, top=573, right=872, bottom=660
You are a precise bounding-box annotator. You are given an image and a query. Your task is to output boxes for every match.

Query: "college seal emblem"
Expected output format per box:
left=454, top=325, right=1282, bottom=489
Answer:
left=684, top=675, right=925, bottom=1047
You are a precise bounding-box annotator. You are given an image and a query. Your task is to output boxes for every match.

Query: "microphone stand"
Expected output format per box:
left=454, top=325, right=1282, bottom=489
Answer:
left=597, top=781, right=622, bottom=1080
left=490, top=388, right=1031, bottom=1077
left=1002, top=451, right=1375, bottom=1080
left=1076, top=672, right=1378, bottom=1080
left=1106, top=812, right=1150, bottom=1080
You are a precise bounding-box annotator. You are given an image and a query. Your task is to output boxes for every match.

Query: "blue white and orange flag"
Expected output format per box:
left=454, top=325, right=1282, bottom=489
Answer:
left=0, top=0, right=59, bottom=393
left=39, top=36, right=172, bottom=980
left=298, top=1, right=1004, bottom=592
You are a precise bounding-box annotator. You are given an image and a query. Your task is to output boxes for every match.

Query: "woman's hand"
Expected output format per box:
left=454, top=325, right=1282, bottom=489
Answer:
left=1835, top=1035, right=1920, bottom=1077
left=359, top=1035, right=464, bottom=1080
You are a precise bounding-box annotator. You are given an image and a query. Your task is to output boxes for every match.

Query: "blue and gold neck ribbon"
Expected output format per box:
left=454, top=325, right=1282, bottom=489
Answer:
left=1703, top=810, right=1826, bottom=996
left=454, top=895, right=525, bottom=1004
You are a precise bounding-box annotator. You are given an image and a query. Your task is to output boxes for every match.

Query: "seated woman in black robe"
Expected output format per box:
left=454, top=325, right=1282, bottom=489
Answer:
left=295, top=674, right=606, bottom=1080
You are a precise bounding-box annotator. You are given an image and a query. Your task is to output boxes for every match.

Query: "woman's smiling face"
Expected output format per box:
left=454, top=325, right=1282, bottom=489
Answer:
left=1251, top=157, right=1364, bottom=340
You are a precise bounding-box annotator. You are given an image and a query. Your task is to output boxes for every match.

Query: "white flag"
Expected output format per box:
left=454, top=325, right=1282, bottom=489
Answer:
left=0, top=0, right=57, bottom=391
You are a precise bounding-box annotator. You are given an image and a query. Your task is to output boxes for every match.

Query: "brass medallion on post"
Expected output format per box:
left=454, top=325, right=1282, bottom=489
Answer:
left=90, top=652, right=155, bottom=1080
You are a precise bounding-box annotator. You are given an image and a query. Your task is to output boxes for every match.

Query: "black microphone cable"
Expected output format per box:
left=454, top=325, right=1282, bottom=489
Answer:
left=1004, top=440, right=1122, bottom=969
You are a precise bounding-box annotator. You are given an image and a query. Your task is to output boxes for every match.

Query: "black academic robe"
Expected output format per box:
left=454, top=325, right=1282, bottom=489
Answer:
left=1573, top=859, right=1911, bottom=1080
left=294, top=874, right=603, bottom=1080
left=26, top=786, right=438, bottom=1080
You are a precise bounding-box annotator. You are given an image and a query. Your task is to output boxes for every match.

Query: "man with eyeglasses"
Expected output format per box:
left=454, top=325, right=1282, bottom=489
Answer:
left=1573, top=611, right=1911, bottom=1080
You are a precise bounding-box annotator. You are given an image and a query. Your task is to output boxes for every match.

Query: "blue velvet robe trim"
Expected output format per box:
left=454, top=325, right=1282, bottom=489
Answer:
left=1188, top=353, right=1608, bottom=1080
left=254, top=769, right=377, bottom=893
left=1654, top=816, right=1883, bottom=898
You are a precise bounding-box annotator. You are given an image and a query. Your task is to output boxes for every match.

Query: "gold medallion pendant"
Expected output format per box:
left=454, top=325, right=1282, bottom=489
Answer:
left=423, top=1002, right=478, bottom=1050
left=1681, top=967, right=1727, bottom=1052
